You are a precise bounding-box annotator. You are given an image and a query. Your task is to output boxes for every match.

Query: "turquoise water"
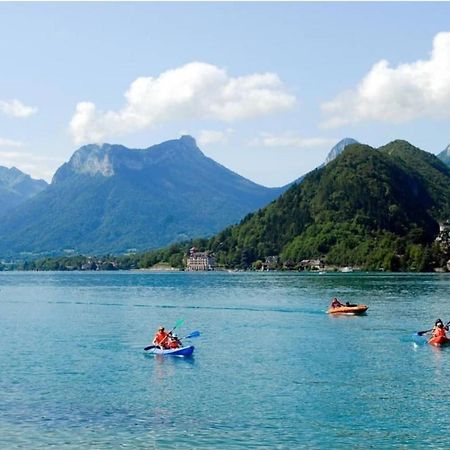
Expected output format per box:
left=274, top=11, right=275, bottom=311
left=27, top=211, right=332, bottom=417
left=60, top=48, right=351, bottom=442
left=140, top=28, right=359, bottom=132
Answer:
left=1, top=271, right=450, bottom=449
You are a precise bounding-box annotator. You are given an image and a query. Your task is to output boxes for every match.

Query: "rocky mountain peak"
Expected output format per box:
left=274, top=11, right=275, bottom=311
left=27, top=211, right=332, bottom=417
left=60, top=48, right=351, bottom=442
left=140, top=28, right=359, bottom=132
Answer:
left=325, top=138, right=359, bottom=164
left=70, top=144, right=115, bottom=177
left=179, top=135, right=197, bottom=147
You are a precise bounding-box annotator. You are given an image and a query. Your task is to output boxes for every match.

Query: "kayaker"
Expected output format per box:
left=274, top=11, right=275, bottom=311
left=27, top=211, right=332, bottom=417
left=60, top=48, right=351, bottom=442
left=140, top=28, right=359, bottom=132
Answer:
left=153, top=326, right=169, bottom=349
left=433, top=319, right=449, bottom=331
left=330, top=298, right=343, bottom=308
left=430, top=320, right=447, bottom=339
left=166, top=332, right=182, bottom=349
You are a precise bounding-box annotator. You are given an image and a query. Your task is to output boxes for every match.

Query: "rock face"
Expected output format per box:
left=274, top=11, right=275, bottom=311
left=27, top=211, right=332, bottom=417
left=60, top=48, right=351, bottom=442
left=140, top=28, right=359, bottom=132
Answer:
left=0, top=166, right=47, bottom=215
left=68, top=144, right=116, bottom=177
left=0, top=136, right=285, bottom=256
left=437, top=143, right=450, bottom=165
left=324, top=138, right=359, bottom=164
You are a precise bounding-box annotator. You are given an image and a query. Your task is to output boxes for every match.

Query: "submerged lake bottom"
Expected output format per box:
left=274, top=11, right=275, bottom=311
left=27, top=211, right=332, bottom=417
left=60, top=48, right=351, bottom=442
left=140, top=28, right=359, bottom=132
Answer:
left=1, top=271, right=450, bottom=448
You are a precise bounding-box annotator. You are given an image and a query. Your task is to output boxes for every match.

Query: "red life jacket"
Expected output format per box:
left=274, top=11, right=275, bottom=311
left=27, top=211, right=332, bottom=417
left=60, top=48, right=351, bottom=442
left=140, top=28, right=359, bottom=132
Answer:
left=154, top=331, right=168, bottom=346
left=167, top=337, right=180, bottom=349
left=434, top=327, right=447, bottom=338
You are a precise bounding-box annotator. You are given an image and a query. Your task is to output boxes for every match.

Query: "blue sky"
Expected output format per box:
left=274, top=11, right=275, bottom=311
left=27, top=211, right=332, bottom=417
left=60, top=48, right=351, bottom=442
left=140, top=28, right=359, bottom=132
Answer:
left=1, top=2, right=450, bottom=186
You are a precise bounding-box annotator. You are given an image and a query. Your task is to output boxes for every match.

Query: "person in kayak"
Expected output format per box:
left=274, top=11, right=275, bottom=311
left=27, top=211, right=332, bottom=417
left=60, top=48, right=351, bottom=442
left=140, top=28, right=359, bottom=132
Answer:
left=431, top=319, right=449, bottom=337
left=166, top=332, right=182, bottom=349
left=153, top=326, right=169, bottom=349
left=330, top=298, right=343, bottom=308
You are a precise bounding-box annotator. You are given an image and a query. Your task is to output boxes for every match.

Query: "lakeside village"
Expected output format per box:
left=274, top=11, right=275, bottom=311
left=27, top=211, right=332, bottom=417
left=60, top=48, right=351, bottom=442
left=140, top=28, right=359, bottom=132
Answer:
left=4, top=222, right=450, bottom=273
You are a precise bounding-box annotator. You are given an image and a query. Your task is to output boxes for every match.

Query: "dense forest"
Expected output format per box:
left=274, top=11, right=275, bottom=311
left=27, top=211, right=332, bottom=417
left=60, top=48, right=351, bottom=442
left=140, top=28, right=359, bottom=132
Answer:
left=12, top=140, right=450, bottom=272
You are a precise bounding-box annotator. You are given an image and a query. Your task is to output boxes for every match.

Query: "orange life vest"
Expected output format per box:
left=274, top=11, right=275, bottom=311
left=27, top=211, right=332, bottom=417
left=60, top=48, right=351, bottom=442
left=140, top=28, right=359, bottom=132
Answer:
left=167, top=338, right=180, bottom=349
left=433, top=327, right=447, bottom=338
left=154, top=331, right=168, bottom=346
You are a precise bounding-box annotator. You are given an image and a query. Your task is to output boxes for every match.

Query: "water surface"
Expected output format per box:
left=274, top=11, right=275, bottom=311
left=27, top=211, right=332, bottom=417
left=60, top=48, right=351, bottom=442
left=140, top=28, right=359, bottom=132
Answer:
left=1, top=271, right=450, bottom=448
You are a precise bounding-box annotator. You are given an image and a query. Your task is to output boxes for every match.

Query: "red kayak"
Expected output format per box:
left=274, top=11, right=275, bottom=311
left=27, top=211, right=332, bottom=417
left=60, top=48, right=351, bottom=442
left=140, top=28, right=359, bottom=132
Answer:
left=428, top=336, right=450, bottom=346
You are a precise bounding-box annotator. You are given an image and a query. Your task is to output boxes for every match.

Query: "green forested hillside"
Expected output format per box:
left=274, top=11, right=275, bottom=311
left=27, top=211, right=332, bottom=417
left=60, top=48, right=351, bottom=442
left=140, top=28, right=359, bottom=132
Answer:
left=136, top=140, right=450, bottom=271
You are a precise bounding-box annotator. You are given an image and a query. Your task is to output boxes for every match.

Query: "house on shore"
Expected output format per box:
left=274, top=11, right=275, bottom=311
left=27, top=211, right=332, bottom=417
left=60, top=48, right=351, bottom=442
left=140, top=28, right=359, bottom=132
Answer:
left=261, top=256, right=279, bottom=271
left=186, top=247, right=216, bottom=271
left=299, top=259, right=325, bottom=271
left=436, top=221, right=450, bottom=254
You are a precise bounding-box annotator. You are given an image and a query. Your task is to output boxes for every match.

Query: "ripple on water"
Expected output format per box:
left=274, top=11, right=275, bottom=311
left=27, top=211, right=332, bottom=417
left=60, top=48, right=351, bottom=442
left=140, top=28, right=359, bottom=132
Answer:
left=1, top=271, right=450, bottom=448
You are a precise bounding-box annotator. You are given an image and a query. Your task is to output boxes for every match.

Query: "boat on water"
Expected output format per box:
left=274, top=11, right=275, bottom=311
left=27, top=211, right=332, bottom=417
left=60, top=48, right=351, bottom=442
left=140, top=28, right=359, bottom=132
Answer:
left=146, top=345, right=195, bottom=356
left=428, top=336, right=450, bottom=347
left=327, top=304, right=368, bottom=315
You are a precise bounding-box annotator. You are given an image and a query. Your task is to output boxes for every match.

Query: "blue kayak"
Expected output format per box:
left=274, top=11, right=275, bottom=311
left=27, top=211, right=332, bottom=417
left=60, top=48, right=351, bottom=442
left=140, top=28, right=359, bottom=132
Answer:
left=146, top=345, right=194, bottom=356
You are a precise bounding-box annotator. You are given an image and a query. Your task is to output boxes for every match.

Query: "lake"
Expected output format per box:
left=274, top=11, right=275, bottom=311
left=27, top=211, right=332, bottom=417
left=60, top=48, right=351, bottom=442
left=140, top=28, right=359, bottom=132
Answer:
left=1, top=271, right=450, bottom=448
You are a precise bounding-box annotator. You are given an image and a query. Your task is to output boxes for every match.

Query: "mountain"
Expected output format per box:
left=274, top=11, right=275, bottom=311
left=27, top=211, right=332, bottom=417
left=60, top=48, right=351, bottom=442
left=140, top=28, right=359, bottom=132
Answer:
left=437, top=143, right=450, bottom=165
left=324, top=137, right=359, bottom=164
left=0, top=166, right=47, bottom=215
left=0, top=136, right=284, bottom=257
left=283, top=137, right=359, bottom=188
left=183, top=140, right=450, bottom=271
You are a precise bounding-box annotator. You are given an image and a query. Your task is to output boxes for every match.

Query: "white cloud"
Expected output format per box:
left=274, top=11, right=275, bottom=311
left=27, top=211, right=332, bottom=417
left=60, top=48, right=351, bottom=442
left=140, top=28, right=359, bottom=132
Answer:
left=198, top=129, right=233, bottom=146
left=70, top=62, right=296, bottom=144
left=321, top=31, right=450, bottom=127
left=0, top=138, right=23, bottom=147
left=0, top=99, right=37, bottom=118
left=248, top=132, right=337, bottom=149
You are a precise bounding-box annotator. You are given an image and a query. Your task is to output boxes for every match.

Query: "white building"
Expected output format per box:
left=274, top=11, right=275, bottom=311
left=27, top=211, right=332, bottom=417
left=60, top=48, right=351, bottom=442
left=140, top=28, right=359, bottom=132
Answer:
left=186, top=247, right=216, bottom=271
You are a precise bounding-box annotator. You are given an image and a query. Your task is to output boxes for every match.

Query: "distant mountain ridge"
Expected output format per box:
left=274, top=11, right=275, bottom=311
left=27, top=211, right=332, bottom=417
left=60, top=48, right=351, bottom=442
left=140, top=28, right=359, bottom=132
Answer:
left=437, top=143, right=450, bottom=165
left=285, top=137, right=359, bottom=187
left=0, top=166, right=47, bottom=215
left=0, top=136, right=285, bottom=257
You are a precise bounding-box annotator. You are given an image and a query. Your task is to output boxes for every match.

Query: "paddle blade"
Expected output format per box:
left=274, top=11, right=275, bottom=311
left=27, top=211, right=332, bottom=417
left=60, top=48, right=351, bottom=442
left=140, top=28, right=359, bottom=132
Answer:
left=173, top=319, right=185, bottom=329
left=417, top=329, right=431, bottom=336
left=144, top=345, right=156, bottom=351
left=185, top=331, right=201, bottom=339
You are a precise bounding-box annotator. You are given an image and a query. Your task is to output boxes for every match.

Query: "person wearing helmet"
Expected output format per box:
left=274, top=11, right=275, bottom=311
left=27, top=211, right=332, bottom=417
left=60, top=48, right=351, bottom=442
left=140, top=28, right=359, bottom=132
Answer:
left=431, top=319, right=449, bottom=339
left=152, top=326, right=169, bottom=349
left=166, top=331, right=182, bottom=349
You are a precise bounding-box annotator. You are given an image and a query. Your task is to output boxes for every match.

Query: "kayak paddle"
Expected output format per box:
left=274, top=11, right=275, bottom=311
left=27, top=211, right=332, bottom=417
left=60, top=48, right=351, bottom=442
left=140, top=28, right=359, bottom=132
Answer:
left=417, top=321, right=450, bottom=336
left=172, top=318, right=185, bottom=330
left=417, top=329, right=432, bottom=336
left=182, top=330, right=201, bottom=339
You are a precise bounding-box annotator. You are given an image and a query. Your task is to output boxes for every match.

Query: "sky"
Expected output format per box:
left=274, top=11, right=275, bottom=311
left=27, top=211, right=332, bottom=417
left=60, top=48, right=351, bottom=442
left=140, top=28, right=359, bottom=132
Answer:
left=1, top=2, right=450, bottom=186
